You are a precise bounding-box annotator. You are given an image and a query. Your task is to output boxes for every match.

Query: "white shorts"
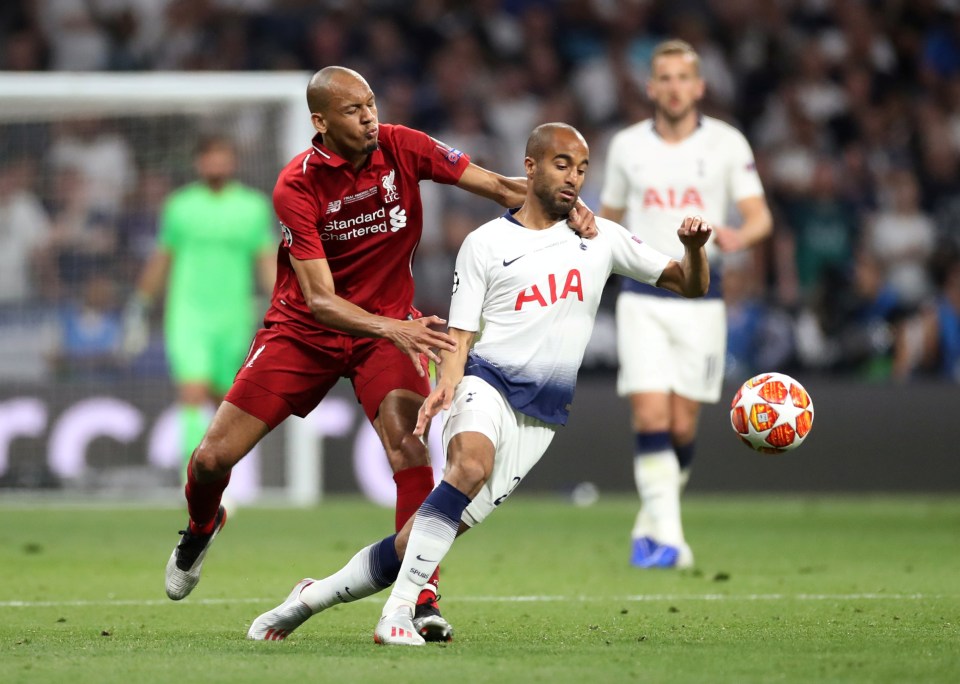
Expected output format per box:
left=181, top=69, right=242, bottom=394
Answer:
left=441, top=375, right=557, bottom=527
left=616, top=292, right=726, bottom=403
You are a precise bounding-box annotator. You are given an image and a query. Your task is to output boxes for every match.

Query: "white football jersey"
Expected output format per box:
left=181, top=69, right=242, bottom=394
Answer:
left=448, top=212, right=671, bottom=425
left=600, top=115, right=764, bottom=264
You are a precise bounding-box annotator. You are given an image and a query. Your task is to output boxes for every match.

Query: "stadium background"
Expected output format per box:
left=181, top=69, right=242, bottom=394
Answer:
left=1, top=0, right=959, bottom=501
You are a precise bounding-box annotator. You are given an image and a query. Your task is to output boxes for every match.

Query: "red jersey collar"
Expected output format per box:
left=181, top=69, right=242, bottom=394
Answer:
left=309, top=133, right=385, bottom=170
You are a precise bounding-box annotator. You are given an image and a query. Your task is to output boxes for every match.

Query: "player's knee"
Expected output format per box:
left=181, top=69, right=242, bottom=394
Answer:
left=191, top=439, right=234, bottom=480
left=386, top=432, right=430, bottom=472
left=445, top=456, right=489, bottom=494
left=630, top=395, right=670, bottom=432
left=671, top=422, right=697, bottom=445
left=670, top=411, right=700, bottom=444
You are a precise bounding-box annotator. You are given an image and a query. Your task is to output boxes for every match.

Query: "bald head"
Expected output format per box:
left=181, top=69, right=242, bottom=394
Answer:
left=307, top=66, right=370, bottom=114
left=522, top=123, right=589, bottom=222
left=525, top=123, right=588, bottom=163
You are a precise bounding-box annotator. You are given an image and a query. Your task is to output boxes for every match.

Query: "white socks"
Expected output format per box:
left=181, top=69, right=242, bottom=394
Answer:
left=299, top=537, right=399, bottom=613
left=382, top=485, right=465, bottom=617
left=633, top=449, right=685, bottom=547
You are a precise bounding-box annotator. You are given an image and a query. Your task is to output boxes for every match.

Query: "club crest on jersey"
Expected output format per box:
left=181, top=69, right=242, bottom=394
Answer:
left=381, top=169, right=400, bottom=203
left=515, top=269, right=583, bottom=310
left=279, top=221, right=293, bottom=247
left=642, top=187, right=704, bottom=210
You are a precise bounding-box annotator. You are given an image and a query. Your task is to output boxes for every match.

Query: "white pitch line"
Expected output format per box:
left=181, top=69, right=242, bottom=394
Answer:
left=0, top=593, right=951, bottom=609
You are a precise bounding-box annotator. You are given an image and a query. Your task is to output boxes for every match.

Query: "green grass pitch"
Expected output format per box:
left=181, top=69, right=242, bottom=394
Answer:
left=1, top=495, right=958, bottom=683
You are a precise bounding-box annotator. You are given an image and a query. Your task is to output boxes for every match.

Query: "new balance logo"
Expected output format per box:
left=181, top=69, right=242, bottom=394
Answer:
left=246, top=344, right=266, bottom=368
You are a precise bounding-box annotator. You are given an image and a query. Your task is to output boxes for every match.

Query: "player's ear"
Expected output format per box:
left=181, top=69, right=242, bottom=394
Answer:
left=523, top=156, right=536, bottom=178
left=694, top=77, right=706, bottom=101
left=311, top=112, right=327, bottom=135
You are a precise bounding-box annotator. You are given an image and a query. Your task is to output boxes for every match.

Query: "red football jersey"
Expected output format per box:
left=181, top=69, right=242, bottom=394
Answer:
left=267, top=124, right=470, bottom=331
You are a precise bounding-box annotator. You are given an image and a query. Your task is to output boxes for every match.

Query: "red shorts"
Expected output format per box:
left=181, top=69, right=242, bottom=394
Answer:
left=225, top=322, right=430, bottom=429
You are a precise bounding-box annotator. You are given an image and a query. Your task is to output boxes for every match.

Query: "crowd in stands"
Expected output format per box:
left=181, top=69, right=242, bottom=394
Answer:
left=1, top=0, right=959, bottom=384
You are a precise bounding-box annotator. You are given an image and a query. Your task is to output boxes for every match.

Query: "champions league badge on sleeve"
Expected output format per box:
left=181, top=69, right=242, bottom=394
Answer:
left=433, top=138, right=464, bottom=165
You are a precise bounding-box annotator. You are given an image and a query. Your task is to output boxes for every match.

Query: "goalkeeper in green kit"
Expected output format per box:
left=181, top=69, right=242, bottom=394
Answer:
left=124, top=136, right=277, bottom=483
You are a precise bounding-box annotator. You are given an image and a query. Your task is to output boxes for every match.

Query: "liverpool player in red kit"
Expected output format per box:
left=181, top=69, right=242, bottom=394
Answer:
left=164, top=66, right=595, bottom=642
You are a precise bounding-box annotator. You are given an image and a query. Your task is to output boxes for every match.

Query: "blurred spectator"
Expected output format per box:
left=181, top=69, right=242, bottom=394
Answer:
left=782, top=159, right=860, bottom=300
left=864, top=168, right=937, bottom=308
left=116, top=170, right=174, bottom=284
left=1, top=28, right=49, bottom=70
left=796, top=251, right=905, bottom=380
left=153, top=0, right=208, bottom=70
left=47, top=273, right=125, bottom=381
left=723, top=252, right=795, bottom=382
left=41, top=166, right=118, bottom=298
left=920, top=6, right=960, bottom=83
left=37, top=0, right=110, bottom=71
left=0, top=158, right=52, bottom=306
left=47, top=119, right=137, bottom=216
left=894, top=240, right=960, bottom=382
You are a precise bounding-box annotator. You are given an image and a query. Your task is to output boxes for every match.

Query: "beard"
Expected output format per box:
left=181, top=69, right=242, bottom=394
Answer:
left=533, top=177, right=576, bottom=218
left=659, top=100, right=695, bottom=123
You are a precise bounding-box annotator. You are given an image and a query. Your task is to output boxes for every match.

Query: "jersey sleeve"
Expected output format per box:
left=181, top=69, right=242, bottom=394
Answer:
left=391, top=125, right=471, bottom=185
left=447, top=232, right=487, bottom=333
left=726, top=129, right=765, bottom=202
left=273, top=165, right=326, bottom=261
left=599, top=131, right=630, bottom=210
left=605, top=220, right=672, bottom=285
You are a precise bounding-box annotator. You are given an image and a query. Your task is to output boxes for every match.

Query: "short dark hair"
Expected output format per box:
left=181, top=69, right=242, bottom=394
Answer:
left=194, top=135, right=235, bottom=157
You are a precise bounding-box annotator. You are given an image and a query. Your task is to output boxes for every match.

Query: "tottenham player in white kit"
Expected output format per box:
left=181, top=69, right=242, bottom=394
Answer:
left=245, top=123, right=712, bottom=646
left=599, top=40, right=772, bottom=569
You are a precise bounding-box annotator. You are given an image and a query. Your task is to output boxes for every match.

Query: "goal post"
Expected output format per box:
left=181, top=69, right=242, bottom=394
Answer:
left=0, top=71, right=314, bottom=161
left=0, top=71, right=336, bottom=505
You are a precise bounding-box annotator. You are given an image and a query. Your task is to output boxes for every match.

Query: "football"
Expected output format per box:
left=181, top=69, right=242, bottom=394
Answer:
left=730, top=372, right=814, bottom=454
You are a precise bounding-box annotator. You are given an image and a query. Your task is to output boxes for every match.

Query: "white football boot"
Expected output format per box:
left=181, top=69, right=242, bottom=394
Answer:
left=247, top=578, right=315, bottom=641
left=165, top=505, right=227, bottom=600
left=373, top=605, right=425, bottom=646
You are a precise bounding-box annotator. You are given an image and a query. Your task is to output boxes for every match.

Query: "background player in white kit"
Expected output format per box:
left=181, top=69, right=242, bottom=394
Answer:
left=246, top=123, right=712, bottom=645
left=599, top=39, right=773, bottom=569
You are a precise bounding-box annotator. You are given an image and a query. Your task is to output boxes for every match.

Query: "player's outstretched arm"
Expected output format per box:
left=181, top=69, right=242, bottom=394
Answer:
left=655, top=215, right=712, bottom=298
left=414, top=327, right=476, bottom=437
left=712, top=195, right=773, bottom=253
left=290, top=255, right=457, bottom=376
left=455, top=163, right=527, bottom=208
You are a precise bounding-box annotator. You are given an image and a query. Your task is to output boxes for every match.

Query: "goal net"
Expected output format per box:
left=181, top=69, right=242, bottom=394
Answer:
left=0, top=72, right=410, bottom=506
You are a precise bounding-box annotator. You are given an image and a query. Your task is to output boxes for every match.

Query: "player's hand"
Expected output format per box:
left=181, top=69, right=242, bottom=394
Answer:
left=677, top=215, right=713, bottom=249
left=388, top=315, right=458, bottom=377
left=414, top=383, right=456, bottom=437
left=120, top=296, right=150, bottom=358
left=566, top=200, right=598, bottom=239
left=712, top=226, right=744, bottom=252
